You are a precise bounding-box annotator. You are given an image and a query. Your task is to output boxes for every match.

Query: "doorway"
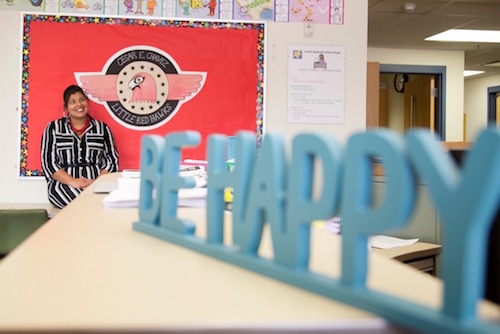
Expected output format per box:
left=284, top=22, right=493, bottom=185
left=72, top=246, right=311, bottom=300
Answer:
left=487, top=86, right=500, bottom=125
left=379, top=65, right=446, bottom=141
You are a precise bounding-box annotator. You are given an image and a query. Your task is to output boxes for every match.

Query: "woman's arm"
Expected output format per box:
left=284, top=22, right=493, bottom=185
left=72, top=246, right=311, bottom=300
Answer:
left=41, top=122, right=60, bottom=178
left=100, top=123, right=120, bottom=174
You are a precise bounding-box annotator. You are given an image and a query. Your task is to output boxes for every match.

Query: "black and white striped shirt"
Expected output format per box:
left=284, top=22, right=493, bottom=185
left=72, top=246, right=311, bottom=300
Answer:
left=41, top=116, right=119, bottom=208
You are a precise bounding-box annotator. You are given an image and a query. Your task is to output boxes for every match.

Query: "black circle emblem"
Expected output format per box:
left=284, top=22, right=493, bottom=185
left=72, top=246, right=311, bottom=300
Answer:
left=105, top=48, right=179, bottom=128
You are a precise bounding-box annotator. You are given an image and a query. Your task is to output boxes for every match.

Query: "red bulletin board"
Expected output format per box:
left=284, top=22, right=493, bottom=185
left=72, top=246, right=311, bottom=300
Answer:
left=20, top=13, right=265, bottom=177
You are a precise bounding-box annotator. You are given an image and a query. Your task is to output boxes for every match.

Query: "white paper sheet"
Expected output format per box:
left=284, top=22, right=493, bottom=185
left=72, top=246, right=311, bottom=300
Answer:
left=369, top=235, right=419, bottom=249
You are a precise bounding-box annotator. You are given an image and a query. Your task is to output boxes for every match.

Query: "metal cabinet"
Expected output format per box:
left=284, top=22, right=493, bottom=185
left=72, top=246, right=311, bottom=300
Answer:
left=372, top=175, right=440, bottom=244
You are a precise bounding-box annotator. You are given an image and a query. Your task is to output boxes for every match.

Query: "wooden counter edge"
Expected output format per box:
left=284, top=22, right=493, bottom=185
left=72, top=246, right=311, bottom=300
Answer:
left=374, top=242, right=442, bottom=262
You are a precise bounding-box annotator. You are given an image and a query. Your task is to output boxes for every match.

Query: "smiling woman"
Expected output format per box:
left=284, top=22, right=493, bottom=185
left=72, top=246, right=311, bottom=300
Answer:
left=40, top=85, right=120, bottom=209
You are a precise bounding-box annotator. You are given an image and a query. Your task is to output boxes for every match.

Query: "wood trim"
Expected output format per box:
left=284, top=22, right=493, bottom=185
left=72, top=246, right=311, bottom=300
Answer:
left=373, top=141, right=471, bottom=176
left=366, top=62, right=380, bottom=128
left=441, top=141, right=471, bottom=151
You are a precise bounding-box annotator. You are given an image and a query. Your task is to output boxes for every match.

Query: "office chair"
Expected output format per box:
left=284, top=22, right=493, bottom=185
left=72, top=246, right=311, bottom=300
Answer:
left=0, top=209, right=48, bottom=259
left=486, top=208, right=500, bottom=305
left=449, top=148, right=499, bottom=305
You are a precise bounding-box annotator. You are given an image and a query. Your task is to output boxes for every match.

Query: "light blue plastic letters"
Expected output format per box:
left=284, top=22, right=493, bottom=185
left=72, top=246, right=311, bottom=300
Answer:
left=407, top=128, right=500, bottom=321
left=284, top=133, right=342, bottom=269
left=341, top=130, right=416, bottom=287
left=133, top=128, right=500, bottom=334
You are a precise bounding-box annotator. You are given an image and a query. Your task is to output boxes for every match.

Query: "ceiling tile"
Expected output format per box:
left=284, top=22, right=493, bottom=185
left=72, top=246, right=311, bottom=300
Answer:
left=368, top=0, right=500, bottom=77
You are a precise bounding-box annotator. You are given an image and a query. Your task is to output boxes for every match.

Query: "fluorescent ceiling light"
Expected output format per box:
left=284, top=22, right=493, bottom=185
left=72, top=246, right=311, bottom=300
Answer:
left=426, top=29, right=500, bottom=43
left=464, top=70, right=484, bottom=77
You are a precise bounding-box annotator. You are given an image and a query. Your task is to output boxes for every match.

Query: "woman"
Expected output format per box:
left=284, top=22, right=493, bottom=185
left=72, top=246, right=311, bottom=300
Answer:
left=41, top=85, right=119, bottom=209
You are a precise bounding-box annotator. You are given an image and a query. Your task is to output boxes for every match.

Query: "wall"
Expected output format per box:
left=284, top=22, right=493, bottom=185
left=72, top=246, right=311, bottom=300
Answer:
left=464, top=73, right=500, bottom=142
left=266, top=14, right=368, bottom=146
left=367, top=47, right=465, bottom=142
left=0, top=11, right=49, bottom=203
left=0, top=2, right=369, bottom=204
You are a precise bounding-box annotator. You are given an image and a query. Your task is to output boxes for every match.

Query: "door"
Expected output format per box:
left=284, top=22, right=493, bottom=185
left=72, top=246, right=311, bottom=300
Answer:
left=404, top=75, right=436, bottom=132
left=496, top=92, right=500, bottom=127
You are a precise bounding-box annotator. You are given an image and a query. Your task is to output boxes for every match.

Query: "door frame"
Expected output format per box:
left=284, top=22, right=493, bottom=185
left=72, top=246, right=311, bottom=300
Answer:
left=487, top=85, right=500, bottom=124
left=380, top=64, right=446, bottom=141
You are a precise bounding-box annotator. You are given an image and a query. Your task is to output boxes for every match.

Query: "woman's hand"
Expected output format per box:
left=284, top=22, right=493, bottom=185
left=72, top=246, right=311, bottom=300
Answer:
left=52, top=170, right=94, bottom=190
left=70, top=177, right=94, bottom=190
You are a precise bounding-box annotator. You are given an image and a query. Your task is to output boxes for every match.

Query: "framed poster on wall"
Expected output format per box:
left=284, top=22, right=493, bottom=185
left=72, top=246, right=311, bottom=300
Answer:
left=19, top=13, right=265, bottom=177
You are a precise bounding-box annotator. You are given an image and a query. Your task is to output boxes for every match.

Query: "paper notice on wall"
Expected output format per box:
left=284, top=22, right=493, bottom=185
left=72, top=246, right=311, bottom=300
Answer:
left=287, top=44, right=345, bottom=124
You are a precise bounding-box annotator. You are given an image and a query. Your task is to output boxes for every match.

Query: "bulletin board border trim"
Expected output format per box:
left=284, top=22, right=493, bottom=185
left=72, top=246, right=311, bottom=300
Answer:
left=19, top=12, right=266, bottom=177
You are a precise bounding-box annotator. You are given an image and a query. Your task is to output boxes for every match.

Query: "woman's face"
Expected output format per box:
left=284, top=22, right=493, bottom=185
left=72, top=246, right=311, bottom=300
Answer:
left=65, top=91, right=89, bottom=120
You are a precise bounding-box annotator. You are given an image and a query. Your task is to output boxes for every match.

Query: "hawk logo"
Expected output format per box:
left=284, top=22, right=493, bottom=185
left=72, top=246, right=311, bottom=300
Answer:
left=75, top=46, right=206, bottom=130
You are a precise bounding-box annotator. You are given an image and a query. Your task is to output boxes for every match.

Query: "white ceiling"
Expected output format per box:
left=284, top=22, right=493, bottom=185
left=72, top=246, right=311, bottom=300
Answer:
left=368, top=0, right=500, bottom=78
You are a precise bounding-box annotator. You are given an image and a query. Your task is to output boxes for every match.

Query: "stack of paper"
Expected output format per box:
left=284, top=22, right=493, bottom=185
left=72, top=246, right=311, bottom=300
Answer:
left=102, top=167, right=207, bottom=208
left=178, top=188, right=207, bottom=208
left=102, top=187, right=208, bottom=208
left=121, top=169, right=141, bottom=178
left=102, top=189, right=140, bottom=208
left=180, top=165, right=207, bottom=188
left=117, top=177, right=141, bottom=190
left=181, top=159, right=208, bottom=170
